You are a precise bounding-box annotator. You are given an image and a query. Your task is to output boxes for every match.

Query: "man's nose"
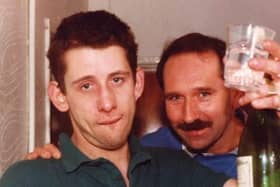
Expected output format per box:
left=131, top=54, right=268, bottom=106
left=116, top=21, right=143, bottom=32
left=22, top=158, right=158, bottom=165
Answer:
left=183, top=100, right=199, bottom=123
left=97, top=86, right=117, bottom=112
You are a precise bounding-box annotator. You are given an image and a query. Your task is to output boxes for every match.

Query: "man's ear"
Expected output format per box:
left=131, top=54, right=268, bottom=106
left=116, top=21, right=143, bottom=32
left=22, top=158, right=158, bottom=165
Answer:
left=134, top=67, right=145, bottom=100
left=230, top=89, right=245, bottom=109
left=48, top=81, right=69, bottom=112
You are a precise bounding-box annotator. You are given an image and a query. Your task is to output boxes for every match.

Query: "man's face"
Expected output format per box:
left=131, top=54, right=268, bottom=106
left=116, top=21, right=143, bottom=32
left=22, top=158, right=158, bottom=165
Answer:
left=163, top=51, right=239, bottom=153
left=52, top=46, right=143, bottom=151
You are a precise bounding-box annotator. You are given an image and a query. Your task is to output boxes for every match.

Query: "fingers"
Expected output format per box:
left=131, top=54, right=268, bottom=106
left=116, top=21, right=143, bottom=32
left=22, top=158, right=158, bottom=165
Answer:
left=239, top=92, right=262, bottom=106
left=248, top=40, right=280, bottom=77
left=24, top=144, right=61, bottom=160
left=263, top=40, right=280, bottom=59
left=43, top=144, right=61, bottom=159
left=239, top=92, right=280, bottom=110
left=25, top=147, right=51, bottom=160
left=25, top=152, right=38, bottom=160
left=240, top=40, right=280, bottom=112
left=224, top=179, right=237, bottom=187
left=248, top=58, right=280, bottom=77
left=251, top=95, right=280, bottom=109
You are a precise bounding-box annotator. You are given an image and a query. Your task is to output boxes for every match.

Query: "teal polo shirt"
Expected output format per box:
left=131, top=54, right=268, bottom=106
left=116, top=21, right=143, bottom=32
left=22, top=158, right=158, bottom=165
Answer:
left=0, top=133, right=229, bottom=187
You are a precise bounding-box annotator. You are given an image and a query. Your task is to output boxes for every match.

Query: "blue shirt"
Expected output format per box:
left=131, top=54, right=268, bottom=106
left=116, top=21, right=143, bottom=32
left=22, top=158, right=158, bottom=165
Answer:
left=141, top=126, right=237, bottom=178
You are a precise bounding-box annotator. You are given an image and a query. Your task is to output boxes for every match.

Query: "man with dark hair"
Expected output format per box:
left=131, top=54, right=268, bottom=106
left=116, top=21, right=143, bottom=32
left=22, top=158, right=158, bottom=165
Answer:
left=141, top=32, right=280, bottom=178
left=156, top=33, right=226, bottom=89
left=141, top=33, right=242, bottom=178
left=0, top=11, right=236, bottom=187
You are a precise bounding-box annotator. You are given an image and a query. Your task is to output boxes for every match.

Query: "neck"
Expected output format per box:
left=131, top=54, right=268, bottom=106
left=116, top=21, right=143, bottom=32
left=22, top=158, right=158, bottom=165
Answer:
left=71, top=132, right=130, bottom=186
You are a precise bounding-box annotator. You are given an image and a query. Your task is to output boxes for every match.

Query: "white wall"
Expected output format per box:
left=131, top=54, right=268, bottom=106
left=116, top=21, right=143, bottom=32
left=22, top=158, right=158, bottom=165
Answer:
left=89, top=0, right=280, bottom=62
left=0, top=0, right=29, bottom=176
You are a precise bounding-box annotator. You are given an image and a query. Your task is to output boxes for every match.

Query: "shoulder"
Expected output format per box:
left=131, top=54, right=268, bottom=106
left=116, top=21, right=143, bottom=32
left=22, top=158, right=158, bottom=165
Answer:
left=140, top=127, right=182, bottom=149
left=145, top=147, right=194, bottom=168
left=145, top=147, right=229, bottom=186
left=0, top=159, right=61, bottom=186
left=142, top=126, right=171, bottom=138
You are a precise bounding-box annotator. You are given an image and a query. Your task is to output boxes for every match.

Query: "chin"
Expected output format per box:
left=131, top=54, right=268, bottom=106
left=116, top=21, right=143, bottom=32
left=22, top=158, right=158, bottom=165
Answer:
left=104, top=136, right=129, bottom=150
left=105, top=141, right=127, bottom=150
left=185, top=142, right=211, bottom=153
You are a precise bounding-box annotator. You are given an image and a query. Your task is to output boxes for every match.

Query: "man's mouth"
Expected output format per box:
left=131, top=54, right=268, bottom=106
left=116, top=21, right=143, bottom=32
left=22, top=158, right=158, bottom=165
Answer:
left=184, top=128, right=209, bottom=137
left=97, top=116, right=122, bottom=125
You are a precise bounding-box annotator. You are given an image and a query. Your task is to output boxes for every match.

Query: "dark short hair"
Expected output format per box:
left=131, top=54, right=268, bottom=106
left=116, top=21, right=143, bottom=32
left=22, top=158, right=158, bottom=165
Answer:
left=156, top=33, right=226, bottom=89
left=47, top=10, right=138, bottom=92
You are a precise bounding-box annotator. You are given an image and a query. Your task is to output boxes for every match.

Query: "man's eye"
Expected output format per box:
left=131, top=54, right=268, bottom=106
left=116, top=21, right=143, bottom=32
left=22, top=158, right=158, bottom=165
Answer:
left=199, top=91, right=210, bottom=98
left=165, top=95, right=183, bottom=103
left=112, top=77, right=124, bottom=84
left=81, top=83, right=92, bottom=91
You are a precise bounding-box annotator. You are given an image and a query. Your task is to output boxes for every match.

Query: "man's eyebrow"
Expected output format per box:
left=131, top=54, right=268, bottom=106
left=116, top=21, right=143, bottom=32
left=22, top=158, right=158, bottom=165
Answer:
left=71, top=71, right=131, bottom=85
left=164, top=91, right=181, bottom=97
left=195, top=87, right=212, bottom=91
left=71, top=75, right=95, bottom=85
left=109, top=70, right=130, bottom=77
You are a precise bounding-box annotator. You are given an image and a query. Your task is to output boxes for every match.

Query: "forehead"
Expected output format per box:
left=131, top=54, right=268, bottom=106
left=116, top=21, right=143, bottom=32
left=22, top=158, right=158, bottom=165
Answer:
left=163, top=51, right=224, bottom=91
left=63, top=46, right=131, bottom=81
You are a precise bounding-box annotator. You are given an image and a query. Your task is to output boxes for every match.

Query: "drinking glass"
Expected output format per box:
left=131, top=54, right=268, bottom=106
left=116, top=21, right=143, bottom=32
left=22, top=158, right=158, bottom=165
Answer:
left=224, top=24, right=276, bottom=92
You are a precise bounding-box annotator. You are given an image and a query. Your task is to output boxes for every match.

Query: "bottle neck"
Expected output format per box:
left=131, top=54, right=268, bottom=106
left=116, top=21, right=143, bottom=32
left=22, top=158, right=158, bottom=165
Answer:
left=246, top=107, right=279, bottom=128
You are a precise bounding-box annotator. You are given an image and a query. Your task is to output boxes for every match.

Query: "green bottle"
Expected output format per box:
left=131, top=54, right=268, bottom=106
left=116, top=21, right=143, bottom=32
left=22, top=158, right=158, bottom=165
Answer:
left=237, top=109, right=280, bottom=187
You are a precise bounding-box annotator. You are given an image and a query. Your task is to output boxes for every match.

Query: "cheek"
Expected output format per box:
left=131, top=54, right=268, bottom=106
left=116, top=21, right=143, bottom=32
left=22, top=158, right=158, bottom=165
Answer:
left=118, top=89, right=137, bottom=111
left=213, top=102, right=233, bottom=121
left=201, top=95, right=231, bottom=116
left=205, top=105, right=231, bottom=130
left=67, top=94, right=95, bottom=113
left=165, top=104, right=183, bottom=122
left=202, top=107, right=225, bottom=124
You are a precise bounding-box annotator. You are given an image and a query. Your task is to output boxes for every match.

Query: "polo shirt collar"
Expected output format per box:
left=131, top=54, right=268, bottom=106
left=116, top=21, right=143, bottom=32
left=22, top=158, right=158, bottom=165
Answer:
left=128, top=135, right=153, bottom=173
left=59, top=133, right=152, bottom=173
left=59, top=133, right=91, bottom=173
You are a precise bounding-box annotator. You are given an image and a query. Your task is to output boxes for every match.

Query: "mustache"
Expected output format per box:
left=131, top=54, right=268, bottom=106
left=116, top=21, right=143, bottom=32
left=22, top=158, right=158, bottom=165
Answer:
left=177, top=119, right=212, bottom=131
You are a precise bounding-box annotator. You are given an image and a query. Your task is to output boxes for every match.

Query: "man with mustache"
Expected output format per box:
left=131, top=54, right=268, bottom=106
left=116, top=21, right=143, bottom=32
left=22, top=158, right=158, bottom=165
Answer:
left=141, top=33, right=280, bottom=178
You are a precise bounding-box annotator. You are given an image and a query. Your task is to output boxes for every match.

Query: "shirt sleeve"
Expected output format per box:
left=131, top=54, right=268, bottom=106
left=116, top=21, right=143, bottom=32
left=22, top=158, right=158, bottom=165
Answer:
left=0, top=159, right=56, bottom=187
left=0, top=161, right=29, bottom=187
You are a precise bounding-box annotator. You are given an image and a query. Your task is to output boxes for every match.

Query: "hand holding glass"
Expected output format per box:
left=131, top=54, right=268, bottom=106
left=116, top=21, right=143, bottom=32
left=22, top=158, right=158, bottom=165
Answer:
left=224, top=24, right=276, bottom=92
